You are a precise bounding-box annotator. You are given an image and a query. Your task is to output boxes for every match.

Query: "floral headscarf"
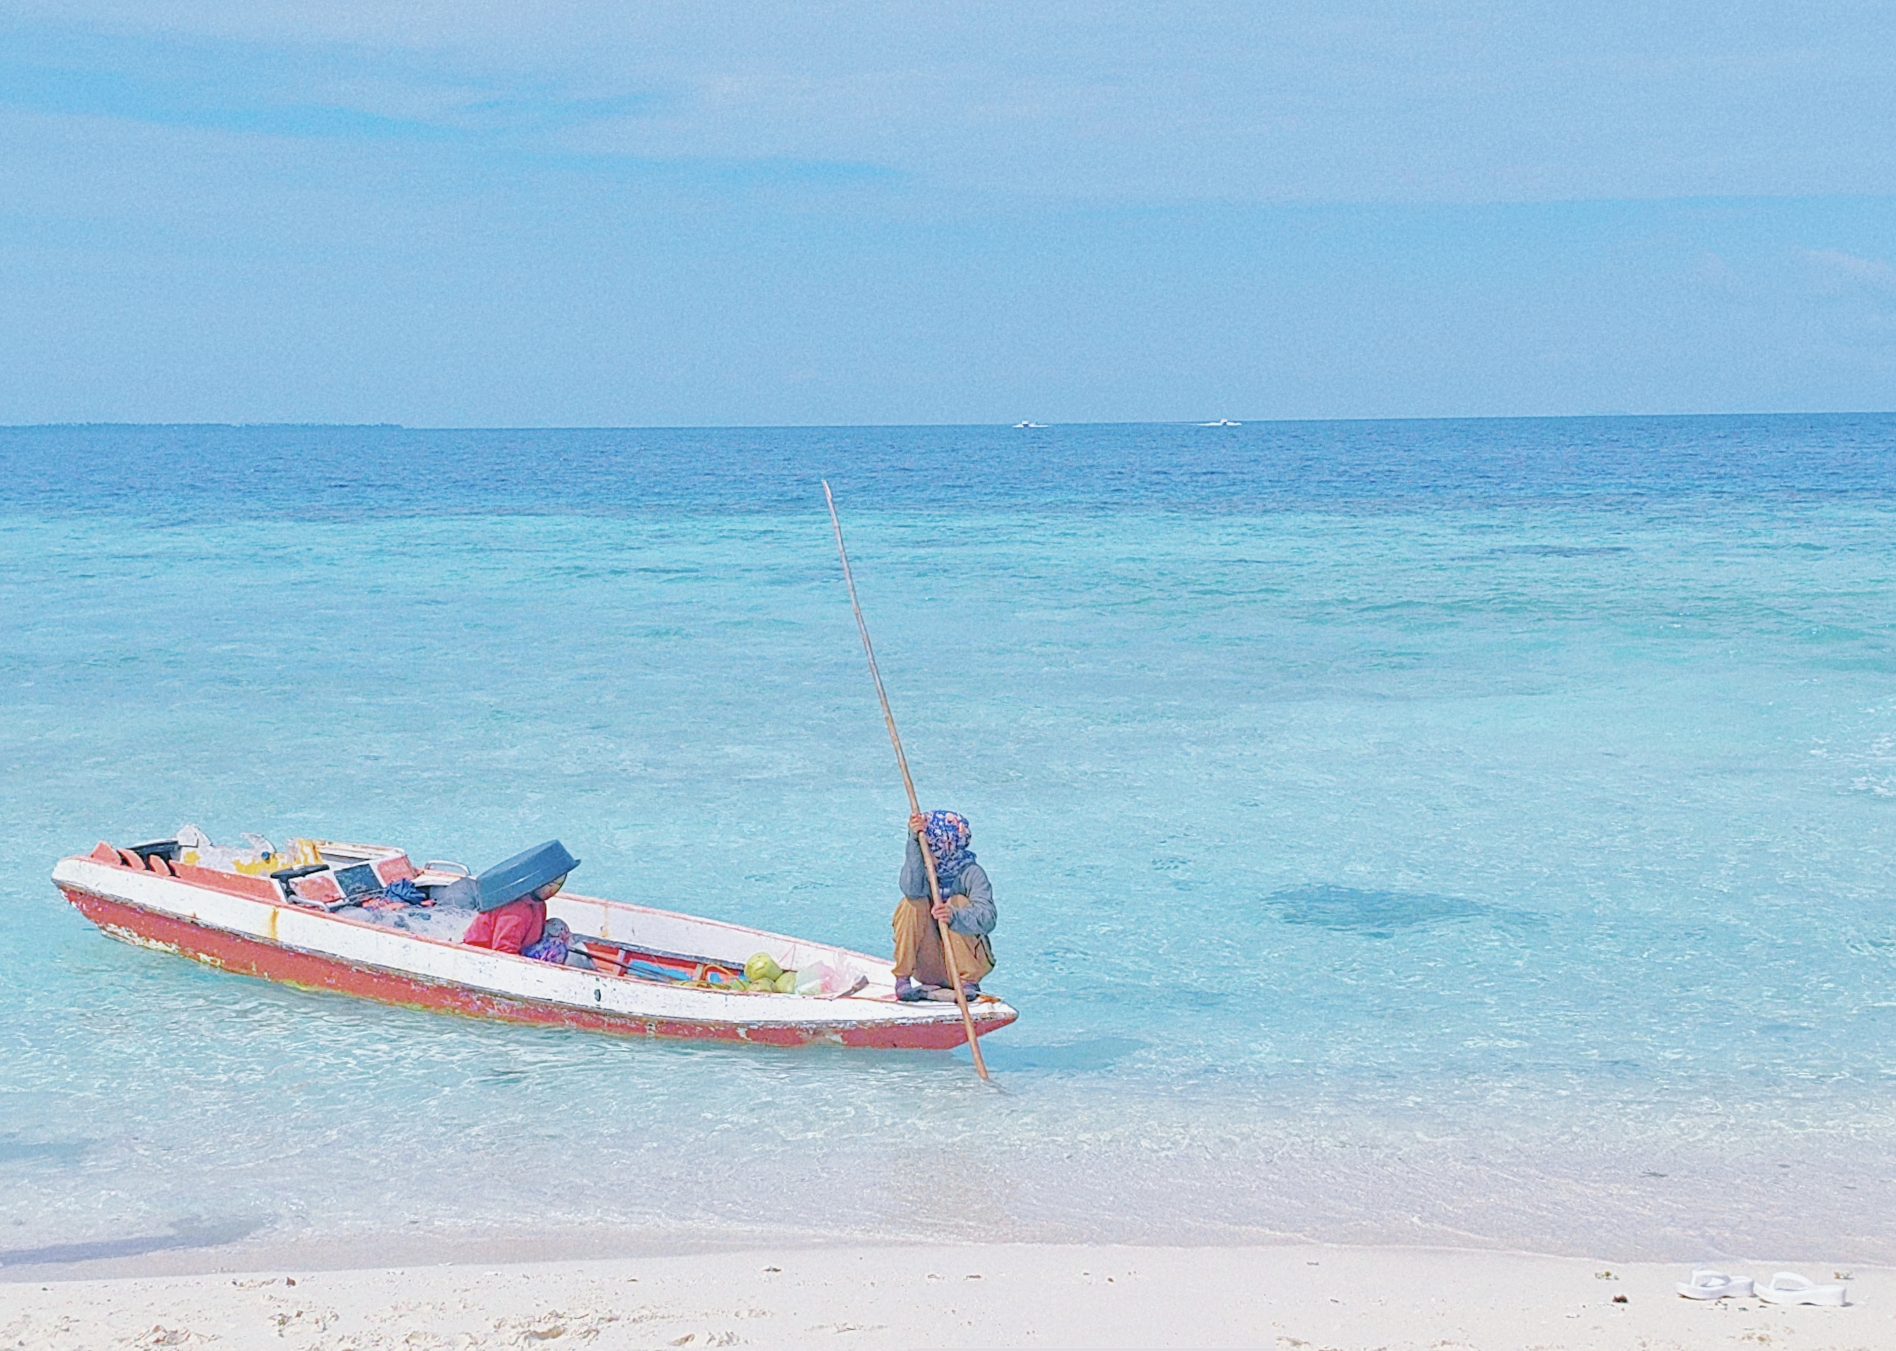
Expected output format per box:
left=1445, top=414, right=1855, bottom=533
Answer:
left=921, top=810, right=977, bottom=893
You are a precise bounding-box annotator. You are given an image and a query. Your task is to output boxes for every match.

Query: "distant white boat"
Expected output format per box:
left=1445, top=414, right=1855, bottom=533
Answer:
left=1013, top=421, right=1046, bottom=429
left=1199, top=419, right=1242, bottom=427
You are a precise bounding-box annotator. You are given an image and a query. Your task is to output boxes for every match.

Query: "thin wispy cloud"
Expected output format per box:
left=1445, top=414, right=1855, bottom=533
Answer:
left=2, top=4, right=1893, bottom=423
left=1799, top=247, right=1896, bottom=299
left=0, top=22, right=899, bottom=185
left=0, top=25, right=587, bottom=136
left=10, top=3, right=1896, bottom=205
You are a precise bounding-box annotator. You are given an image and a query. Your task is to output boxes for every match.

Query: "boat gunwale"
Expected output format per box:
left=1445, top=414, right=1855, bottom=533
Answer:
left=51, top=852, right=1017, bottom=1036
left=59, top=882, right=1014, bottom=1047
left=65, top=846, right=893, bottom=973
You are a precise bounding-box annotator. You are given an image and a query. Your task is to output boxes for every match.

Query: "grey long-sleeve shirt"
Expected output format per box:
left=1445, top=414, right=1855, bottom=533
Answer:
left=900, top=835, right=997, bottom=938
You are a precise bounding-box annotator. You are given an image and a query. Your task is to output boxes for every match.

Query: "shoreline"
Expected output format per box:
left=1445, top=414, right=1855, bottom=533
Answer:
left=4, top=1242, right=1888, bottom=1350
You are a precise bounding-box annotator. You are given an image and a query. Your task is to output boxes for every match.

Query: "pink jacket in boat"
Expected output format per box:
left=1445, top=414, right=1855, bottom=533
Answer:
left=461, top=897, right=546, bottom=955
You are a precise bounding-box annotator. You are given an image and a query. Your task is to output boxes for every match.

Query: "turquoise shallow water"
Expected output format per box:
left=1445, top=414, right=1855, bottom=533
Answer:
left=3, top=419, right=1896, bottom=1267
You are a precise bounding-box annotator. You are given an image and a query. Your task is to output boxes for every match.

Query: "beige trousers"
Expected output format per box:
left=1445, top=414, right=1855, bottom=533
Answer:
left=891, top=896, right=994, bottom=987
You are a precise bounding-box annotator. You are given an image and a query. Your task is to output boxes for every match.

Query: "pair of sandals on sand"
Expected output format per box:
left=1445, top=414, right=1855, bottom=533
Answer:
left=1676, top=1270, right=1850, bottom=1305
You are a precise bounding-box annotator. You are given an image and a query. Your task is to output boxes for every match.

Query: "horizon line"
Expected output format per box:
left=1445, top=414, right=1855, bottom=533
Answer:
left=6, top=409, right=1895, bottom=433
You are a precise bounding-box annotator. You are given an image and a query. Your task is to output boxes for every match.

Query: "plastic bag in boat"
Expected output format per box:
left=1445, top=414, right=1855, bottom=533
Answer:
left=793, top=959, right=864, bottom=996
left=522, top=918, right=572, bottom=964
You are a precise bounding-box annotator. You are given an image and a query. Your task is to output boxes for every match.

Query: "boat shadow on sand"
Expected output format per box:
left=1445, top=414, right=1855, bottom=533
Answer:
left=0, top=1216, right=266, bottom=1271
left=0, top=1137, right=92, bottom=1167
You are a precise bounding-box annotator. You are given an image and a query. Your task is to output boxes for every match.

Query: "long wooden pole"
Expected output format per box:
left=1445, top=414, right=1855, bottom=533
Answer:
left=823, top=480, right=990, bottom=1080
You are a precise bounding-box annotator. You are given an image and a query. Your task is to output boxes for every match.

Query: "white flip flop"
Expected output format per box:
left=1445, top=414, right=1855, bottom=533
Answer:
left=1676, top=1270, right=1754, bottom=1300
left=1755, top=1272, right=1849, bottom=1306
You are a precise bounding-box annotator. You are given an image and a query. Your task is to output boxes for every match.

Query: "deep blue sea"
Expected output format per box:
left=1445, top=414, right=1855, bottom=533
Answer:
left=4, top=416, right=1896, bottom=1270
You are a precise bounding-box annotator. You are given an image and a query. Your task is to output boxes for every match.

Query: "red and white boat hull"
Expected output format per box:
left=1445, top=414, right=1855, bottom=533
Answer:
left=53, top=851, right=1016, bottom=1050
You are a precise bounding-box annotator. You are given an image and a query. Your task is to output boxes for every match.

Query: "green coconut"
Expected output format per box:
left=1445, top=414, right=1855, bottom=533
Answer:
left=774, top=971, right=799, bottom=994
left=745, top=952, right=782, bottom=983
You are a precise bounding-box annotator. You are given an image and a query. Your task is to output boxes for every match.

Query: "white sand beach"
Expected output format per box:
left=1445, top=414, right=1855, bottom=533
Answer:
left=3, top=1242, right=1887, bottom=1350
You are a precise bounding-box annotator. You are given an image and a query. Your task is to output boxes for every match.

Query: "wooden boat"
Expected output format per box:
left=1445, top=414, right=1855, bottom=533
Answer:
left=52, top=836, right=1017, bottom=1050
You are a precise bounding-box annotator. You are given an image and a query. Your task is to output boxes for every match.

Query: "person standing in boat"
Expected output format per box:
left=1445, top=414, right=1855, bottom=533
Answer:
left=461, top=840, right=579, bottom=957
left=893, top=810, right=996, bottom=1002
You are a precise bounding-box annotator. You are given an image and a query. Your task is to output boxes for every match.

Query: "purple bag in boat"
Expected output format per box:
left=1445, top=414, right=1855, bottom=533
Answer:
left=522, top=918, right=571, bottom=964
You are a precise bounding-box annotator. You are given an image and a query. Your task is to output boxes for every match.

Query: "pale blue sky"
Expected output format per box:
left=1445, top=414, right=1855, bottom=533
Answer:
left=3, top=2, right=1893, bottom=424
